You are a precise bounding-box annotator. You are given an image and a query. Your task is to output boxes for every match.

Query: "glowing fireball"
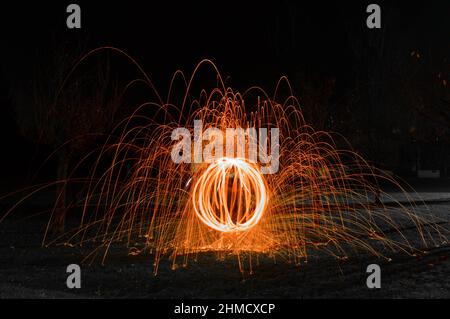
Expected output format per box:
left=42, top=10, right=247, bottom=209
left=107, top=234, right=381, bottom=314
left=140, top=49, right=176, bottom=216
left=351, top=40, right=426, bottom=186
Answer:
left=192, top=157, right=268, bottom=233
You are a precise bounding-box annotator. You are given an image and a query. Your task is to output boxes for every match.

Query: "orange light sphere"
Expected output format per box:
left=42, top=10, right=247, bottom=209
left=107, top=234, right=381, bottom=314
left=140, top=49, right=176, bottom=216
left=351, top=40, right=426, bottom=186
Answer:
left=192, top=157, right=268, bottom=233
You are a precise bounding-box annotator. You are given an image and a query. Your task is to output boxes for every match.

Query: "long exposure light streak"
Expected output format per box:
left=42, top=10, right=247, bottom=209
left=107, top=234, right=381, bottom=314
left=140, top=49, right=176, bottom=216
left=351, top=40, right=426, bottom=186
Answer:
left=4, top=49, right=447, bottom=275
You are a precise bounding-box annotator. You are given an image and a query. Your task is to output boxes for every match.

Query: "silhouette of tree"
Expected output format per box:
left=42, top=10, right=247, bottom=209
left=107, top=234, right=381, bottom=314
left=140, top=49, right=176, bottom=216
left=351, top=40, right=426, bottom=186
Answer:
left=5, top=38, right=123, bottom=232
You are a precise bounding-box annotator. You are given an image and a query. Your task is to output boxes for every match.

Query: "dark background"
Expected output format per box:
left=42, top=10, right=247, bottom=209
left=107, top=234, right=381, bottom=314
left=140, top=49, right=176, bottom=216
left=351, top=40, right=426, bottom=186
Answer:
left=0, top=0, right=449, bottom=300
left=0, top=0, right=449, bottom=191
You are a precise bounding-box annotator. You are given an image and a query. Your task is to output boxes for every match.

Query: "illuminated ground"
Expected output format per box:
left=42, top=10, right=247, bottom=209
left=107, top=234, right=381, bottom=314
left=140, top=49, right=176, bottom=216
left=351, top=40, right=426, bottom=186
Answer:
left=0, top=200, right=449, bottom=298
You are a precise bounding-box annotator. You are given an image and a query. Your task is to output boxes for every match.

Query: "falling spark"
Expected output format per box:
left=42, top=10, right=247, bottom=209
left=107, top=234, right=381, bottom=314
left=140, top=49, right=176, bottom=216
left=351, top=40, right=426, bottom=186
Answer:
left=6, top=50, right=447, bottom=275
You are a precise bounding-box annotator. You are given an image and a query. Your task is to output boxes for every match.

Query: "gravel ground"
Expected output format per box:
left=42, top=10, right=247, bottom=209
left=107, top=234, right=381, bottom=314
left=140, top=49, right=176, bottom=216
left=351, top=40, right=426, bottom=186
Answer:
left=0, top=203, right=449, bottom=299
